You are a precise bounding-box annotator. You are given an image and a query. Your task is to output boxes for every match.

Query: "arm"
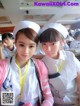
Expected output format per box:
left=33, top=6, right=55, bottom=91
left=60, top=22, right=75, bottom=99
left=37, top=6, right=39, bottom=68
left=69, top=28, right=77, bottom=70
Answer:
left=76, top=72, right=80, bottom=105
left=0, top=59, right=8, bottom=87
left=0, top=46, right=5, bottom=59
left=35, top=59, right=54, bottom=106
left=22, top=59, right=54, bottom=106
left=41, top=69, right=54, bottom=106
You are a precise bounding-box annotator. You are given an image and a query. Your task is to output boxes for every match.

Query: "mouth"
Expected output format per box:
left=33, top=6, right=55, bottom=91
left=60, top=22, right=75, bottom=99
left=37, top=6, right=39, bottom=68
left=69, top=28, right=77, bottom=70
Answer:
left=22, top=54, right=29, bottom=57
left=46, top=51, right=52, bottom=55
left=46, top=52, right=52, bottom=56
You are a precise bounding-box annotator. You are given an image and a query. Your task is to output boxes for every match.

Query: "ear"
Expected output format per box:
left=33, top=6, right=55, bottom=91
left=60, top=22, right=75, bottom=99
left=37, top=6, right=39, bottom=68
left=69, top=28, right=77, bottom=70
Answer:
left=60, top=39, right=65, bottom=47
left=59, top=39, right=66, bottom=50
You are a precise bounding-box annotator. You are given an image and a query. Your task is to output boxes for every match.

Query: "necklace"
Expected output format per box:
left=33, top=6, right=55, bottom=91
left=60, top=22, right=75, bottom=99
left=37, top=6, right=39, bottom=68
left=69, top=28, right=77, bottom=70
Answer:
left=55, top=60, right=64, bottom=73
left=16, top=59, right=29, bottom=95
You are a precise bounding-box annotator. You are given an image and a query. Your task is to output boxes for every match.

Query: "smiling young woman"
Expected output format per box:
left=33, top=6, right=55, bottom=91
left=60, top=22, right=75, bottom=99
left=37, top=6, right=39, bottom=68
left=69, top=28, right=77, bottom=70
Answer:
left=0, top=21, right=54, bottom=106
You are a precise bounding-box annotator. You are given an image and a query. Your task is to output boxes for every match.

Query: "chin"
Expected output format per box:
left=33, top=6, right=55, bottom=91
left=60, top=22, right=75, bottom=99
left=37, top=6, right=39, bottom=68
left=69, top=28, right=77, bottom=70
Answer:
left=46, top=54, right=52, bottom=57
left=20, top=56, right=28, bottom=61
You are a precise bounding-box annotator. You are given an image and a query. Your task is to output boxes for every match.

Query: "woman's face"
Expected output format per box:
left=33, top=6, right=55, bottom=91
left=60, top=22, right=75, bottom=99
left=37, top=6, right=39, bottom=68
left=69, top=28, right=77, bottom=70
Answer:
left=2, top=38, right=14, bottom=48
left=41, top=41, right=60, bottom=58
left=15, top=34, right=36, bottom=62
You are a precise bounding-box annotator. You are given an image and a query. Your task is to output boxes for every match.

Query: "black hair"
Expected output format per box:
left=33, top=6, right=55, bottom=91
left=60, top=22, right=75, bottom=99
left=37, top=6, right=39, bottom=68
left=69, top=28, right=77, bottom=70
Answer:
left=2, top=32, right=14, bottom=42
left=74, top=31, right=80, bottom=39
left=39, top=28, right=63, bottom=43
left=15, top=28, right=38, bottom=44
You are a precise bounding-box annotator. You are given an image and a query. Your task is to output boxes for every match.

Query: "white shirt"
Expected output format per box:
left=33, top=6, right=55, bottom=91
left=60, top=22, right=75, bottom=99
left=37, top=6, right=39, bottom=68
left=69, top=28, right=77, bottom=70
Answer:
left=70, top=40, right=80, bottom=49
left=42, top=50, right=80, bottom=105
left=1, top=56, right=40, bottom=106
left=2, top=45, right=16, bottom=58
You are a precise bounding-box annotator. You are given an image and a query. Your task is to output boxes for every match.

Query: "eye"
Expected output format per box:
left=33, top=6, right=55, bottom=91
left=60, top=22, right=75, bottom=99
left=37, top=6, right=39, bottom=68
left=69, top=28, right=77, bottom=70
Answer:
left=52, top=42, right=55, bottom=45
left=42, top=43, right=46, bottom=45
left=29, top=45, right=35, bottom=48
left=19, top=44, right=24, bottom=47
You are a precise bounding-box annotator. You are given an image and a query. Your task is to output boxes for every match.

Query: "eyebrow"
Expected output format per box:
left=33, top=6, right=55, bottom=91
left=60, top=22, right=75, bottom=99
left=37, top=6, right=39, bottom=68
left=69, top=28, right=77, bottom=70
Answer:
left=18, top=41, right=36, bottom=45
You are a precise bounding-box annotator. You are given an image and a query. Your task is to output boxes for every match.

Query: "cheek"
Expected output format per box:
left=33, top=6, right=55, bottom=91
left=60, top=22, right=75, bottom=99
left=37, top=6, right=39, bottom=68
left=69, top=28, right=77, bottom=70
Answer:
left=41, top=45, right=46, bottom=50
left=55, top=45, right=60, bottom=51
left=3, top=43, right=7, bottom=46
left=32, top=48, right=36, bottom=53
left=29, top=46, right=36, bottom=53
left=16, top=44, right=22, bottom=52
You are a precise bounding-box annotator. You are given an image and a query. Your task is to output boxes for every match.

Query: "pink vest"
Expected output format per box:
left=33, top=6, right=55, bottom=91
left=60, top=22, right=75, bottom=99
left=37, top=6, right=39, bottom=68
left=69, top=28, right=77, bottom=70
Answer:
left=0, top=58, right=54, bottom=106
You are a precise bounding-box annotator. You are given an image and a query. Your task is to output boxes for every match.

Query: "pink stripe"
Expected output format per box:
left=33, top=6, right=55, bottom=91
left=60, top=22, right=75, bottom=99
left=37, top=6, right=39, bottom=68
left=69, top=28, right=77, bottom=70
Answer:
left=34, top=59, right=54, bottom=106
left=0, top=59, right=8, bottom=87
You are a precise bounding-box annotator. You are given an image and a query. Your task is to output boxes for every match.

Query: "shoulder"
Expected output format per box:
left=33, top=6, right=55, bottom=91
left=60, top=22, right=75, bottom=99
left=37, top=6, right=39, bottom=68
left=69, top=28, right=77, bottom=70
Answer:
left=62, top=50, right=75, bottom=58
left=33, top=58, right=48, bottom=74
left=33, top=58, right=45, bottom=67
left=61, top=50, right=77, bottom=64
left=63, top=50, right=80, bottom=68
left=63, top=50, right=76, bottom=63
left=0, top=59, right=8, bottom=72
left=0, top=59, right=8, bottom=66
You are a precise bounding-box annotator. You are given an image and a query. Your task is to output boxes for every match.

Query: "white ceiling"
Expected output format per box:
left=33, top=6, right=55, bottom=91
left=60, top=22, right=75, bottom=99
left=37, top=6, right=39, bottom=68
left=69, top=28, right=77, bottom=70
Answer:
left=0, top=0, right=80, bottom=27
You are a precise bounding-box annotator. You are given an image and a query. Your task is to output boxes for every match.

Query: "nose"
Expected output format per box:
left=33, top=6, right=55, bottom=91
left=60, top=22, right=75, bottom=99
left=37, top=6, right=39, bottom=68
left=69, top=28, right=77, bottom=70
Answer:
left=46, top=45, right=51, bottom=51
left=24, top=47, right=29, bottom=54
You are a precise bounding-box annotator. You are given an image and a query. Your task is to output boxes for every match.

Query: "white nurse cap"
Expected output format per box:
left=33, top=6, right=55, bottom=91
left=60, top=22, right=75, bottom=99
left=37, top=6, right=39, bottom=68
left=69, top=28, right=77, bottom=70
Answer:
left=40, top=23, right=68, bottom=38
left=13, top=21, right=40, bottom=37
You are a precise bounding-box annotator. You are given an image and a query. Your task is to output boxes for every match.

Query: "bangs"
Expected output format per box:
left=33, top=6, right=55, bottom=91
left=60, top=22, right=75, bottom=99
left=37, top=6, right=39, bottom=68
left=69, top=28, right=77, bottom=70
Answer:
left=15, top=28, right=38, bottom=44
left=39, top=28, right=62, bottom=43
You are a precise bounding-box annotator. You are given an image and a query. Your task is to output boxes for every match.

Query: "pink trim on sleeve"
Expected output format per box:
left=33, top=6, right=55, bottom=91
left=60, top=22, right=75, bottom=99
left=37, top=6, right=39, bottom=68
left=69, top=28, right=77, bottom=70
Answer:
left=0, top=59, right=8, bottom=87
left=34, top=59, right=54, bottom=106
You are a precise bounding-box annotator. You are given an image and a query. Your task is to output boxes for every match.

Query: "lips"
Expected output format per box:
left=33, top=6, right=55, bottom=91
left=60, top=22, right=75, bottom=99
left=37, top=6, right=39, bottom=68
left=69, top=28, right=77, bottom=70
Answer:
left=46, top=52, right=52, bottom=56
left=21, top=54, right=29, bottom=57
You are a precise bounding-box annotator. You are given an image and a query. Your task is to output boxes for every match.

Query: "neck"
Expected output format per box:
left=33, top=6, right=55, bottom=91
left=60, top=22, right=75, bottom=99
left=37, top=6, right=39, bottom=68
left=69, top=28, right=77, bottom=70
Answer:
left=8, top=45, right=14, bottom=51
left=16, top=55, right=29, bottom=68
left=52, top=52, right=59, bottom=59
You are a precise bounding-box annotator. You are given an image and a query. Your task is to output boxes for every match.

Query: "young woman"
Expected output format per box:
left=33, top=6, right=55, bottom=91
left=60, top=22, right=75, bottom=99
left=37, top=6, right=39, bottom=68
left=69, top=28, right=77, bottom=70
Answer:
left=39, top=23, right=80, bottom=106
left=0, top=21, right=53, bottom=106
